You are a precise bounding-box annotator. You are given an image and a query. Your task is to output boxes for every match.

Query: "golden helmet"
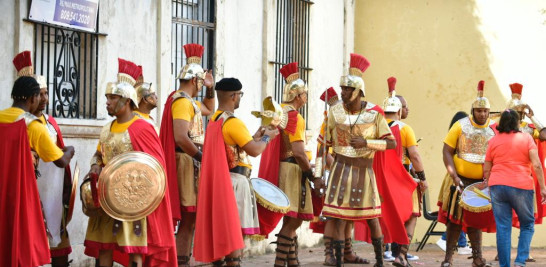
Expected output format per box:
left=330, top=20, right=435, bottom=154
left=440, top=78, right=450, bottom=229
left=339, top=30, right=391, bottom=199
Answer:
left=12, top=50, right=48, bottom=89
left=133, top=67, right=156, bottom=104
left=471, top=80, right=490, bottom=109
left=251, top=96, right=283, bottom=127
left=105, top=58, right=141, bottom=108
left=280, top=62, right=307, bottom=102
left=383, top=76, right=403, bottom=113
left=507, top=83, right=525, bottom=112
left=177, top=43, right=206, bottom=81
left=340, top=53, right=370, bottom=101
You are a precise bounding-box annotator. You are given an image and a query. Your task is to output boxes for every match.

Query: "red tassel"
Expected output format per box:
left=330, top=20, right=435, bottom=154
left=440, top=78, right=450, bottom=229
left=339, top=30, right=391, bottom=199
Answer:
left=509, top=83, right=523, bottom=95
left=12, top=51, right=33, bottom=72
left=90, top=173, right=100, bottom=208
left=280, top=62, right=299, bottom=80
left=183, top=43, right=204, bottom=59
left=387, top=77, right=397, bottom=92
left=349, top=53, right=370, bottom=73
left=320, top=87, right=337, bottom=102
left=118, top=58, right=142, bottom=80
left=477, top=80, right=484, bottom=91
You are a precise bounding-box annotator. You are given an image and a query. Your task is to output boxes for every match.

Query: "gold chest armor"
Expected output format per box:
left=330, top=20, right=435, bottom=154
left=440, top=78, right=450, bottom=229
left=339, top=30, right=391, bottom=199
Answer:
left=172, top=91, right=204, bottom=145
left=330, top=102, right=378, bottom=158
left=99, top=121, right=134, bottom=165
left=218, top=112, right=252, bottom=169
left=457, top=117, right=495, bottom=164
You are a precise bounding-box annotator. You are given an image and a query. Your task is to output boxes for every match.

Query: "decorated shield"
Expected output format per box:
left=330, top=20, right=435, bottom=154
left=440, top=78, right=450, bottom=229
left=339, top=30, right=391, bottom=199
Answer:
left=98, top=151, right=166, bottom=221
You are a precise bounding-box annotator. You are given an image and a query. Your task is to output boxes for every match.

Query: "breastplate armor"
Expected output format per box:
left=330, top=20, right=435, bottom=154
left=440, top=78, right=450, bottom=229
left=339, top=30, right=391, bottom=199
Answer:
left=457, top=117, right=495, bottom=164
left=99, top=121, right=134, bottom=165
left=218, top=112, right=252, bottom=169
left=43, top=115, right=58, bottom=143
left=172, top=91, right=204, bottom=145
left=330, top=102, right=378, bottom=158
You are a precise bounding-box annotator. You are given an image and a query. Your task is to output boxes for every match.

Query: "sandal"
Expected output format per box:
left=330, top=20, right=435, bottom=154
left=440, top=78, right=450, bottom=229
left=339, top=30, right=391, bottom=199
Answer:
left=392, top=256, right=411, bottom=267
left=273, top=234, right=294, bottom=267
left=343, top=238, right=370, bottom=264
left=225, top=256, right=241, bottom=267
left=526, top=256, right=536, bottom=262
left=288, top=235, right=300, bottom=267
left=177, top=255, right=190, bottom=267
left=323, top=236, right=336, bottom=266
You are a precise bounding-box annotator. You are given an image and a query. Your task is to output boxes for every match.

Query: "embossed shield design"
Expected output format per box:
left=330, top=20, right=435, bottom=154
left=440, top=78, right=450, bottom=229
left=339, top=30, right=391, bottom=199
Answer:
left=98, top=151, right=166, bottom=221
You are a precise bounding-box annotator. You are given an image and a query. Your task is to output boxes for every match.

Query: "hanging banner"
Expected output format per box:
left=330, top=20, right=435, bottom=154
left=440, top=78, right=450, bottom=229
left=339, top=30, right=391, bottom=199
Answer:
left=29, top=0, right=99, bottom=33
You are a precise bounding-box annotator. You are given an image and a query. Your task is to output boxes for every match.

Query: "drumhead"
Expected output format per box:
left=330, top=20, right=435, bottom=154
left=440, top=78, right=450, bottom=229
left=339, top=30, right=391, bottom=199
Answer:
left=460, top=182, right=491, bottom=211
left=250, top=178, right=290, bottom=213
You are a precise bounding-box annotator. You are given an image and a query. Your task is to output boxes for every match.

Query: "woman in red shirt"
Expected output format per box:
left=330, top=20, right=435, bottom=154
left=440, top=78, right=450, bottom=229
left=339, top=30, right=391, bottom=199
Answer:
left=484, top=109, right=546, bottom=267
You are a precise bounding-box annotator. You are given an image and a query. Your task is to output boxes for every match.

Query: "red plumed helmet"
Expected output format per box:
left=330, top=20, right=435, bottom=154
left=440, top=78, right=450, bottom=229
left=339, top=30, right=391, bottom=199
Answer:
left=280, top=62, right=299, bottom=81
left=387, top=77, right=397, bottom=92
left=13, top=51, right=34, bottom=77
left=349, top=53, right=370, bottom=74
left=118, top=58, right=142, bottom=81
left=320, top=87, right=338, bottom=105
left=184, top=43, right=204, bottom=62
left=509, top=83, right=523, bottom=95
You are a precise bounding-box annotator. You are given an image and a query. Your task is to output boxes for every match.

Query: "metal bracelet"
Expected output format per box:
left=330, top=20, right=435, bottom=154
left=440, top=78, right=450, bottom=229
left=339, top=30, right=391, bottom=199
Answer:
left=416, top=170, right=426, bottom=181
left=261, top=135, right=271, bottom=144
left=366, top=139, right=387, bottom=151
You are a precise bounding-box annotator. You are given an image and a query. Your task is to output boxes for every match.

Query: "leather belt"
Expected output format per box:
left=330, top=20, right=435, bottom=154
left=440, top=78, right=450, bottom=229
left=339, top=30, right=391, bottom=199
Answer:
left=281, top=157, right=297, bottom=164
left=175, top=147, right=185, bottom=153
left=230, top=166, right=251, bottom=178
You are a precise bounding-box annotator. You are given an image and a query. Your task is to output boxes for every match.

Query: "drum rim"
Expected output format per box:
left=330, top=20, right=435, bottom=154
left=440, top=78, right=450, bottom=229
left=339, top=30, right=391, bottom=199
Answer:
left=66, top=162, right=80, bottom=224
left=459, top=182, right=491, bottom=212
left=250, top=178, right=290, bottom=213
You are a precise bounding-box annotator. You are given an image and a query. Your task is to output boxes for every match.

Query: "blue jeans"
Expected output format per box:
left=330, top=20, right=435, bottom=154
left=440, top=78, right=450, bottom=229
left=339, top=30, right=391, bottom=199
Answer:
left=490, top=185, right=535, bottom=267
left=441, top=231, right=467, bottom=247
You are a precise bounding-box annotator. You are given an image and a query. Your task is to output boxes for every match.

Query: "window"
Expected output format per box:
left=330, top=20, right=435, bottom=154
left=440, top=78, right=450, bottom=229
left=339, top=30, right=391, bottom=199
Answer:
left=171, top=0, right=215, bottom=98
left=32, top=22, right=100, bottom=119
left=271, top=0, right=313, bottom=124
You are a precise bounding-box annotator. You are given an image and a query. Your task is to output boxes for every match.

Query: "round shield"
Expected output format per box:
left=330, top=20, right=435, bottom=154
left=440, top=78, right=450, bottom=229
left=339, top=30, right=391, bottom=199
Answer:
left=98, top=151, right=166, bottom=221
left=250, top=178, right=290, bottom=214
left=66, top=162, right=79, bottom=224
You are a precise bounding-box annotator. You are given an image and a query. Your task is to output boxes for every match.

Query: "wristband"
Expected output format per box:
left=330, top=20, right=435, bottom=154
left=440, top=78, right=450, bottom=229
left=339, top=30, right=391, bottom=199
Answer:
left=261, top=135, right=271, bottom=144
left=302, top=170, right=315, bottom=182
left=416, top=170, right=426, bottom=181
left=366, top=139, right=387, bottom=151
left=205, top=85, right=215, bottom=99
left=192, top=151, right=203, bottom=162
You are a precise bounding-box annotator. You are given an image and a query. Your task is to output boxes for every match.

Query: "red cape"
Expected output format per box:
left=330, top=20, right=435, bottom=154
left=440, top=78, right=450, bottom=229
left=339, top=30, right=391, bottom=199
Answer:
left=46, top=115, right=73, bottom=209
left=194, top=118, right=244, bottom=262
left=159, top=91, right=182, bottom=222
left=256, top=110, right=298, bottom=238
left=84, top=119, right=177, bottom=267
left=354, top=125, right=417, bottom=244
left=0, top=120, right=50, bottom=267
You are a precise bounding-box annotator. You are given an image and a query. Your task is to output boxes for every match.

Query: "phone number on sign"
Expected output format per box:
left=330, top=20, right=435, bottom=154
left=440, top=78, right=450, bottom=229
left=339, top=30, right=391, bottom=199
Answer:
left=59, top=10, right=90, bottom=25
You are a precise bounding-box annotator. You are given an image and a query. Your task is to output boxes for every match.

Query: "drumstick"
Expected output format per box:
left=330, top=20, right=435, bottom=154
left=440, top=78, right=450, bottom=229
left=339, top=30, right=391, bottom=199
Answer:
left=472, top=187, right=491, bottom=201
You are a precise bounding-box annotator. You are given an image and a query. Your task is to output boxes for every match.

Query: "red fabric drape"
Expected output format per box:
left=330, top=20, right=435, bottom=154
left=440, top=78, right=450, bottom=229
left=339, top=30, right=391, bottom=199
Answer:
left=85, top=120, right=177, bottom=267
left=354, top=126, right=417, bottom=244
left=159, top=91, right=182, bottom=222
left=194, top=118, right=244, bottom=262
left=0, top=120, right=50, bottom=267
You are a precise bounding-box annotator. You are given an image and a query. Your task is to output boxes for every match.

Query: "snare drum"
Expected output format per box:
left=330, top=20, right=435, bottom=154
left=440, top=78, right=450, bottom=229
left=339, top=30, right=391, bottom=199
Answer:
left=250, top=178, right=290, bottom=213
left=460, top=182, right=496, bottom=230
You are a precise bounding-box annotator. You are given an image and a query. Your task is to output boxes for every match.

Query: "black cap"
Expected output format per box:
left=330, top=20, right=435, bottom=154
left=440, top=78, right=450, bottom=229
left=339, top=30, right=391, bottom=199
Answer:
left=215, top=78, right=242, bottom=91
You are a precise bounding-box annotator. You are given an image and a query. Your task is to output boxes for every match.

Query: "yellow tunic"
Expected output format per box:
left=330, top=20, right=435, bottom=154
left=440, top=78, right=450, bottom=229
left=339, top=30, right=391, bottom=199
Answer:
left=0, top=107, right=63, bottom=162
left=212, top=110, right=253, bottom=169
left=278, top=104, right=313, bottom=220
left=171, top=92, right=204, bottom=211
left=85, top=116, right=148, bottom=253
